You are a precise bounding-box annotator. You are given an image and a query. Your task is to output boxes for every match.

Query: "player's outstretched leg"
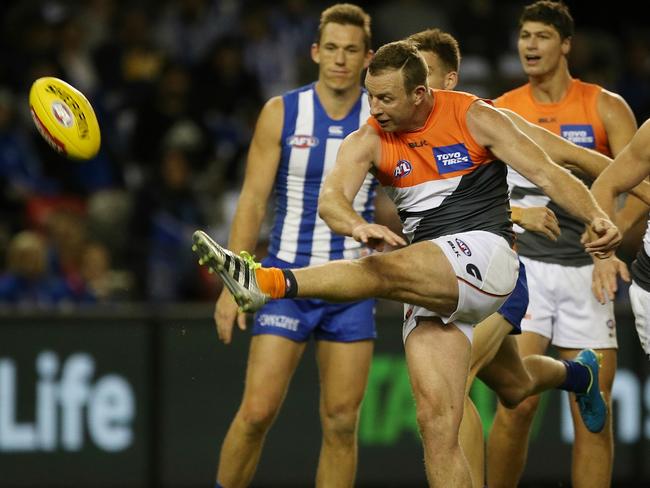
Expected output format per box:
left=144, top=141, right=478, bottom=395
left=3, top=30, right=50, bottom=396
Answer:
left=192, top=230, right=269, bottom=311
left=573, top=348, right=607, bottom=433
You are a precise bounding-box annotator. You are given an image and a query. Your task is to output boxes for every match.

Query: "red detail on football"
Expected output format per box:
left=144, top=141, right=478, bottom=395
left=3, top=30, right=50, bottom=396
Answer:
left=30, top=107, right=67, bottom=155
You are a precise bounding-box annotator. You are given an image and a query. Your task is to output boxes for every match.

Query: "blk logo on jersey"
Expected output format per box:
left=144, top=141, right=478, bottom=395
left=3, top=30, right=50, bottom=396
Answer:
left=394, top=159, right=412, bottom=178
left=446, top=240, right=461, bottom=258
left=560, top=125, right=595, bottom=148
left=287, top=135, right=319, bottom=148
left=433, top=143, right=473, bottom=174
left=408, top=139, right=428, bottom=148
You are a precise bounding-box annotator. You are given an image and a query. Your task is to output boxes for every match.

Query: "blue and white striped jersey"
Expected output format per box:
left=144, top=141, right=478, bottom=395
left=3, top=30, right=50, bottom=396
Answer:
left=268, top=83, right=377, bottom=266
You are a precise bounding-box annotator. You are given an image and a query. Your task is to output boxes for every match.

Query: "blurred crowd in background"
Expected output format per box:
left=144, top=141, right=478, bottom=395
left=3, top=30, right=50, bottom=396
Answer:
left=0, top=0, right=649, bottom=306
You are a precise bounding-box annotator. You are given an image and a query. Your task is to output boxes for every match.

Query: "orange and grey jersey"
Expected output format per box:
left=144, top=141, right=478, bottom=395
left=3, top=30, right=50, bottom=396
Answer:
left=632, top=214, right=650, bottom=292
left=368, top=89, right=512, bottom=245
left=495, top=79, right=609, bottom=266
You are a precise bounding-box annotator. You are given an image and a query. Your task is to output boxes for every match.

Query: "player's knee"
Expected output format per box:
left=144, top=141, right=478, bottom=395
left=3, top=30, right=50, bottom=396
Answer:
left=415, top=402, right=460, bottom=447
left=237, top=402, right=278, bottom=435
left=499, top=393, right=540, bottom=420
left=321, top=404, right=360, bottom=443
left=357, top=253, right=403, bottom=293
left=498, top=392, right=524, bottom=409
left=495, top=383, right=530, bottom=409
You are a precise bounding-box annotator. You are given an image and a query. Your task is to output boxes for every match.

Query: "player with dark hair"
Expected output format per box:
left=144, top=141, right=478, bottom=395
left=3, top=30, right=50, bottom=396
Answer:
left=407, top=26, right=650, bottom=487
left=488, top=2, right=638, bottom=486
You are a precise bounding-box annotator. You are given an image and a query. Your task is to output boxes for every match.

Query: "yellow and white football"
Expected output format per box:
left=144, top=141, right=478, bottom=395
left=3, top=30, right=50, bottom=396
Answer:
left=29, top=77, right=101, bottom=160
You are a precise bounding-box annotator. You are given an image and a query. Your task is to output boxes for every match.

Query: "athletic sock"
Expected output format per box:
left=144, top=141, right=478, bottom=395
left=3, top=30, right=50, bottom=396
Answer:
left=254, top=268, right=298, bottom=298
left=558, top=359, right=591, bottom=393
left=254, top=267, right=286, bottom=298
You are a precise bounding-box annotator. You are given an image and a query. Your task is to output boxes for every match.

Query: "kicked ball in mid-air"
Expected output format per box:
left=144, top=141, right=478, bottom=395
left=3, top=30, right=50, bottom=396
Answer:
left=29, top=77, right=101, bottom=160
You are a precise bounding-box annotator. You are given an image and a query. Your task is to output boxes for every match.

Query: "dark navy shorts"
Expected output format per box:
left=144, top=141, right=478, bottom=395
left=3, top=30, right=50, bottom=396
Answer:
left=251, top=255, right=377, bottom=343
left=497, top=260, right=528, bottom=335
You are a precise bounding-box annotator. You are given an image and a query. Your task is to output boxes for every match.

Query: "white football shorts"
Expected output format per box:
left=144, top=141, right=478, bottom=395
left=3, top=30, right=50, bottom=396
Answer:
left=403, top=230, right=519, bottom=344
left=629, top=281, right=650, bottom=358
left=519, top=256, right=617, bottom=349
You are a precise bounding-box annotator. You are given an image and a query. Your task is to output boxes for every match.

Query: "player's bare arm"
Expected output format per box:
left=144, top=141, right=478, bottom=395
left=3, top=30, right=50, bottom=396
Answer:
left=592, top=120, right=650, bottom=222
left=214, top=96, right=284, bottom=343
left=595, top=88, right=650, bottom=213
left=501, top=108, right=609, bottom=177
left=590, top=120, right=650, bottom=302
left=466, top=100, right=620, bottom=253
left=598, top=89, right=638, bottom=156
left=595, top=90, right=650, bottom=220
left=595, top=92, right=650, bottom=226
left=319, top=125, right=406, bottom=249
left=501, top=107, right=650, bottom=205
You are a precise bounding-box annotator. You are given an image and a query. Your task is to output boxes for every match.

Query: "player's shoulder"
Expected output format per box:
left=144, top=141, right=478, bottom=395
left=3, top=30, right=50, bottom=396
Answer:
left=356, top=122, right=381, bottom=139
left=569, top=78, right=621, bottom=105
left=571, top=78, right=602, bottom=92
left=281, top=83, right=316, bottom=101
left=434, top=88, right=477, bottom=99
left=493, top=83, right=529, bottom=105
left=340, top=123, right=381, bottom=156
left=578, top=79, right=635, bottom=121
left=259, top=96, right=284, bottom=120
left=596, top=85, right=630, bottom=109
left=273, top=83, right=317, bottom=117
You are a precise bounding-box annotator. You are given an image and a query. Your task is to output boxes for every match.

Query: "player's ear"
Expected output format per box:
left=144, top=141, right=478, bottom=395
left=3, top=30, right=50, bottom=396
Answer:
left=363, top=49, right=374, bottom=69
left=561, top=36, right=571, bottom=56
left=444, top=71, right=458, bottom=90
left=413, top=84, right=428, bottom=104
left=311, top=43, right=320, bottom=64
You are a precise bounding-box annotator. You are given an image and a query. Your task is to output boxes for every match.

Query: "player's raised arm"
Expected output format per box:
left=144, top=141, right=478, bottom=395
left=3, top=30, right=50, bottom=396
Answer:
left=467, top=100, right=620, bottom=254
left=319, top=125, right=406, bottom=248
left=501, top=108, right=650, bottom=206
left=592, top=120, right=650, bottom=222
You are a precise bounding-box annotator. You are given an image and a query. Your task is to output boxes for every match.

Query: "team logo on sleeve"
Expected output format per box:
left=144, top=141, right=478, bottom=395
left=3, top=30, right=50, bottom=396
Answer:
left=287, top=135, right=319, bottom=148
left=433, top=143, right=474, bottom=174
left=394, top=159, right=412, bottom=178
left=560, top=125, right=595, bottom=148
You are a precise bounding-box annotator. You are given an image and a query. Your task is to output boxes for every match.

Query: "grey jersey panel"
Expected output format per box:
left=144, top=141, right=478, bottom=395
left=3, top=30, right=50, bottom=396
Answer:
left=632, top=219, right=650, bottom=291
left=509, top=171, right=592, bottom=266
left=400, top=161, right=513, bottom=245
left=632, top=248, right=650, bottom=292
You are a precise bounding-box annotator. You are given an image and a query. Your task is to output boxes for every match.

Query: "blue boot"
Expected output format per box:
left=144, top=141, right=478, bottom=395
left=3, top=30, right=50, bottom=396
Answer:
left=574, top=349, right=607, bottom=433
